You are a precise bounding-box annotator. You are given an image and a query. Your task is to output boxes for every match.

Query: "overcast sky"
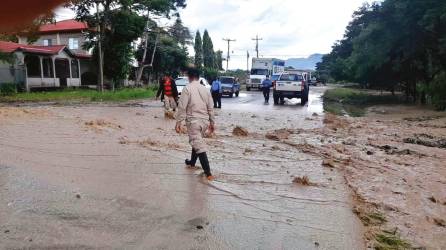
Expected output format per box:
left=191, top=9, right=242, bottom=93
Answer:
left=56, top=0, right=374, bottom=69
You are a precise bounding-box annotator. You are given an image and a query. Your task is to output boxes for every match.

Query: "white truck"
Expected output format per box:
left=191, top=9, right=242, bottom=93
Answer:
left=273, top=71, right=309, bottom=106
left=247, top=58, right=285, bottom=91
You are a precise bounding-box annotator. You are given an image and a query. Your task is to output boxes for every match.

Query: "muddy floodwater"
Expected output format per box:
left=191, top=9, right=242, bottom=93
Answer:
left=0, top=87, right=366, bottom=249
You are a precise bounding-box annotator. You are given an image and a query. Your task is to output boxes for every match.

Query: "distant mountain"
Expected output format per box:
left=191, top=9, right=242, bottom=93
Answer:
left=285, top=54, right=323, bottom=70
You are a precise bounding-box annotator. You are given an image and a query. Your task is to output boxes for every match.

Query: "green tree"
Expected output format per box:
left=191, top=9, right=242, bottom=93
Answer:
left=215, top=50, right=223, bottom=70
left=202, top=30, right=215, bottom=69
left=67, top=0, right=186, bottom=86
left=169, top=18, right=192, bottom=49
left=194, top=31, right=203, bottom=68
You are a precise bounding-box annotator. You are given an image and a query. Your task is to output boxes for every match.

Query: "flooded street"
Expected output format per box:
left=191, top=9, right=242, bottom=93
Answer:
left=0, top=87, right=365, bottom=249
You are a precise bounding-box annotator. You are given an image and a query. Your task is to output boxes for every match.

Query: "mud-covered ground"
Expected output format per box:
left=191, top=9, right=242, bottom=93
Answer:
left=0, top=88, right=444, bottom=249
left=0, top=88, right=365, bottom=250
left=286, top=106, right=446, bottom=249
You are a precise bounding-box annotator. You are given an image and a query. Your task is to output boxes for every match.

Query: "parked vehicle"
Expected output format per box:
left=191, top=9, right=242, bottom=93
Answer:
left=273, top=72, right=309, bottom=106
left=220, top=76, right=240, bottom=97
left=175, top=77, right=210, bottom=95
left=247, top=58, right=285, bottom=91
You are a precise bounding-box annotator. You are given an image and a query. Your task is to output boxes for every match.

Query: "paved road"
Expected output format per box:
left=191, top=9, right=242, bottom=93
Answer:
left=218, top=87, right=325, bottom=114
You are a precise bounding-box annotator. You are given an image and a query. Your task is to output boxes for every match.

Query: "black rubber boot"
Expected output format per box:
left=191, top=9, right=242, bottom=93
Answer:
left=185, top=149, right=198, bottom=166
left=198, top=152, right=212, bottom=177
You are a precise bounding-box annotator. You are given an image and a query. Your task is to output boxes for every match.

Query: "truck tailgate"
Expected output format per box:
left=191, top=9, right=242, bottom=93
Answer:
left=276, top=81, right=302, bottom=92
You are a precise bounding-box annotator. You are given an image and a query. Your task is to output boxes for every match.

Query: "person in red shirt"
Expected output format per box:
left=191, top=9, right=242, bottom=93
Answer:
left=156, top=75, right=179, bottom=112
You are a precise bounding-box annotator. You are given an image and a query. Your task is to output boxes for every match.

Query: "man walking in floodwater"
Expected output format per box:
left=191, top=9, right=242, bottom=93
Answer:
left=156, top=75, right=179, bottom=114
left=175, top=68, right=215, bottom=181
left=261, top=75, right=272, bottom=104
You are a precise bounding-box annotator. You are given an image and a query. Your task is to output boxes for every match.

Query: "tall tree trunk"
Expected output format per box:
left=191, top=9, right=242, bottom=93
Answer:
left=136, top=18, right=150, bottom=86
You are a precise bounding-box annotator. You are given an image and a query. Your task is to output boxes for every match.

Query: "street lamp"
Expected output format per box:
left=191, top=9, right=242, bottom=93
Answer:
left=94, top=0, right=104, bottom=92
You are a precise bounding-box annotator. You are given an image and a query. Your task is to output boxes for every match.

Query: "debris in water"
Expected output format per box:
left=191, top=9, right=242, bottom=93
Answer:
left=428, top=196, right=438, bottom=203
left=367, top=150, right=374, bottom=155
left=85, top=119, right=123, bottom=131
left=433, top=218, right=445, bottom=227
left=292, top=176, right=316, bottom=186
left=312, top=112, right=319, bottom=117
left=76, top=194, right=81, bottom=199
left=403, top=134, right=446, bottom=149
left=403, top=116, right=442, bottom=122
left=118, top=136, right=129, bottom=144
left=244, top=148, right=254, bottom=154
left=4, top=230, right=10, bottom=234
left=232, top=126, right=249, bottom=137
left=322, top=159, right=337, bottom=168
left=265, top=129, right=292, bottom=141
left=196, top=225, right=204, bottom=230
left=135, top=112, right=144, bottom=116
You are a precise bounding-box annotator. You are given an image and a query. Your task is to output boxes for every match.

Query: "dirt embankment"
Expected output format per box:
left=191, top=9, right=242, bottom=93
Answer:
left=270, top=107, right=446, bottom=249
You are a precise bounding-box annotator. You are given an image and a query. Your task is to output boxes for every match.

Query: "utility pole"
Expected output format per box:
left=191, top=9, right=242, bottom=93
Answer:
left=95, top=0, right=104, bottom=92
left=222, top=38, right=235, bottom=71
left=252, top=34, right=263, bottom=58
left=246, top=51, right=250, bottom=74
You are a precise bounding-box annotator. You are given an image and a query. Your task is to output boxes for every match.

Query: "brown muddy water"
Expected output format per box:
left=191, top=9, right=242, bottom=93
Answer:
left=0, top=87, right=365, bottom=249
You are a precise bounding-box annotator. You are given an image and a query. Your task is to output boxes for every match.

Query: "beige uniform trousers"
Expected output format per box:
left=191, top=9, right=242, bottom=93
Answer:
left=164, top=96, right=177, bottom=111
left=187, top=119, right=209, bottom=154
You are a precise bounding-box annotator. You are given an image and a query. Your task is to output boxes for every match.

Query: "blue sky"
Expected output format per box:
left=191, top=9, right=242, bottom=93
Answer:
left=56, top=0, right=375, bottom=69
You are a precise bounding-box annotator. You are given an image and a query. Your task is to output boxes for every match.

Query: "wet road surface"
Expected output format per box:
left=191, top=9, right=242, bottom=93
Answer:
left=0, top=86, right=364, bottom=249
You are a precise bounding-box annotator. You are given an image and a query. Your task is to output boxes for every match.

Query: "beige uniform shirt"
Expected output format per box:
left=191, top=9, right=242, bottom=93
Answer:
left=176, top=80, right=215, bottom=124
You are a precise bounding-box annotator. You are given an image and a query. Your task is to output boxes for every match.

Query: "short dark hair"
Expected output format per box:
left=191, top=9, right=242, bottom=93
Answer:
left=187, top=68, right=200, bottom=79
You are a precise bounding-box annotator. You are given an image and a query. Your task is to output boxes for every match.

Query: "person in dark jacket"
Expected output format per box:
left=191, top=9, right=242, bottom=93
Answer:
left=210, top=77, right=222, bottom=108
left=156, top=75, right=179, bottom=112
left=261, top=75, right=273, bottom=104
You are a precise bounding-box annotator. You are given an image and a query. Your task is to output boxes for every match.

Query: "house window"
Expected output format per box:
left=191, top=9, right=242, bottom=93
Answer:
left=69, top=38, right=79, bottom=50
left=43, top=39, right=52, bottom=46
left=42, top=58, right=54, bottom=78
left=71, top=59, right=79, bottom=78
left=24, top=55, right=41, bottom=77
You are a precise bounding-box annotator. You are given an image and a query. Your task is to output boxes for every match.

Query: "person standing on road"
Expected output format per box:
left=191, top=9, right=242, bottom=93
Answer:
left=156, top=75, right=179, bottom=113
left=211, top=77, right=222, bottom=109
left=262, top=75, right=273, bottom=104
left=175, top=68, right=215, bottom=181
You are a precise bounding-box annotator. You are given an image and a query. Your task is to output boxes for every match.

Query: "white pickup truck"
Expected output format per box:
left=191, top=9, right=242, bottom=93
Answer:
left=272, top=72, right=309, bottom=106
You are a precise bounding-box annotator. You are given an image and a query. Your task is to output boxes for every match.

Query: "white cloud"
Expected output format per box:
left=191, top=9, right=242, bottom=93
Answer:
left=180, top=0, right=375, bottom=69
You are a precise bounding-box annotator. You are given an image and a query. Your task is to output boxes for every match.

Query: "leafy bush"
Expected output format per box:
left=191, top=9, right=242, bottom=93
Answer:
left=0, top=83, right=17, bottom=96
left=428, top=72, right=446, bottom=110
left=202, top=67, right=219, bottom=82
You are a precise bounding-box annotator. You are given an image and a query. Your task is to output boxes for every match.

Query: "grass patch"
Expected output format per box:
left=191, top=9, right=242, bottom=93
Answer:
left=323, top=87, right=404, bottom=117
left=374, top=230, right=411, bottom=250
left=360, top=211, right=387, bottom=226
left=0, top=87, right=157, bottom=103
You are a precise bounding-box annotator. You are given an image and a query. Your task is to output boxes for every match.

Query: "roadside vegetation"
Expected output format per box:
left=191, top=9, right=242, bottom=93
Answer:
left=0, top=87, right=156, bottom=103
left=323, top=87, right=405, bottom=116
left=316, top=0, right=446, bottom=110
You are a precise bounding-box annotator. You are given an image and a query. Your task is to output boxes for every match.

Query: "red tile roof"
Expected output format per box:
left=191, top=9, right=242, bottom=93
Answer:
left=73, top=52, right=92, bottom=59
left=39, top=19, right=88, bottom=34
left=0, top=41, right=64, bottom=55
left=0, top=41, right=91, bottom=59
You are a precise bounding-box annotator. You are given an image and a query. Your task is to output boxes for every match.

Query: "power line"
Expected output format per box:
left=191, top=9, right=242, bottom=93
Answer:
left=251, top=34, right=263, bottom=58
left=222, top=38, right=236, bottom=71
